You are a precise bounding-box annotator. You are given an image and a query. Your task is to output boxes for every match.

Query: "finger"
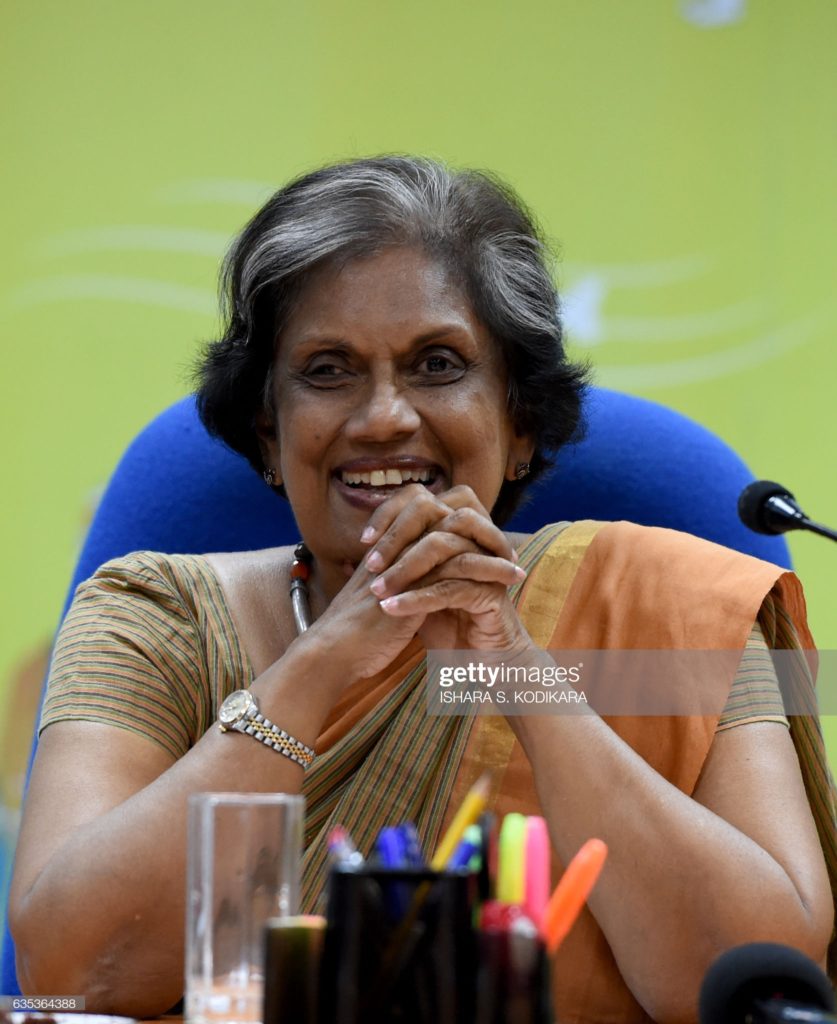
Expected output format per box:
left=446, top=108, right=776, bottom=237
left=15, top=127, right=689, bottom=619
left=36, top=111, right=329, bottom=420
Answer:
left=430, top=506, right=515, bottom=560
left=432, top=484, right=491, bottom=520
left=365, top=489, right=512, bottom=574
left=369, top=505, right=514, bottom=577
left=423, top=488, right=519, bottom=562
left=363, top=487, right=458, bottom=572
left=359, top=484, right=452, bottom=546
left=371, top=542, right=525, bottom=599
left=361, top=483, right=489, bottom=548
left=378, top=578, right=511, bottom=617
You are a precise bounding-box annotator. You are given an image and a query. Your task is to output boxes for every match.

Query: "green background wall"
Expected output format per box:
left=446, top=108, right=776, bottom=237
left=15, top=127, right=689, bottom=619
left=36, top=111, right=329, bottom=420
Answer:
left=2, top=1, right=835, bottom=856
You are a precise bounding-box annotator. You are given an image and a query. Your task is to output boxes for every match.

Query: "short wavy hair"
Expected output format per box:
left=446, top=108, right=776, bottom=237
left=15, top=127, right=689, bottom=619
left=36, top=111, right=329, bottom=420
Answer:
left=194, top=155, right=589, bottom=525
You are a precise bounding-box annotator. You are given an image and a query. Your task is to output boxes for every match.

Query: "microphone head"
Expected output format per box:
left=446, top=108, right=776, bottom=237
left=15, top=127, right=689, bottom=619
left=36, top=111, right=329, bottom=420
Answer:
left=699, top=942, right=836, bottom=1024
left=738, top=480, right=801, bottom=535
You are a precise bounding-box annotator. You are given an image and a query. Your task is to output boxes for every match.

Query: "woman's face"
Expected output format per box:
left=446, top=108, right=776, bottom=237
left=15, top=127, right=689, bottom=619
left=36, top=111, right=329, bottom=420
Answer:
left=258, top=247, right=533, bottom=578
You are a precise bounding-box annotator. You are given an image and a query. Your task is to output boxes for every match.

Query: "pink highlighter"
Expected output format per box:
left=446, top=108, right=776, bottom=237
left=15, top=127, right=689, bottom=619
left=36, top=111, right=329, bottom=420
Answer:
left=523, top=815, right=551, bottom=928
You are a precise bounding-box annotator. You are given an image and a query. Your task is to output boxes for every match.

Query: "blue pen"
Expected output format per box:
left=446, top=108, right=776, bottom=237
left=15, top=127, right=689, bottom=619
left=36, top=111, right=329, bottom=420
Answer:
left=376, top=826, right=408, bottom=868
left=448, top=824, right=482, bottom=870
left=374, top=826, right=413, bottom=921
left=398, top=822, right=425, bottom=867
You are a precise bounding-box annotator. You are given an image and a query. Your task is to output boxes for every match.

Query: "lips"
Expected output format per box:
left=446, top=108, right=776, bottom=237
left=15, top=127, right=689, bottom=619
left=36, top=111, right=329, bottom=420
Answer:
left=332, top=457, right=445, bottom=507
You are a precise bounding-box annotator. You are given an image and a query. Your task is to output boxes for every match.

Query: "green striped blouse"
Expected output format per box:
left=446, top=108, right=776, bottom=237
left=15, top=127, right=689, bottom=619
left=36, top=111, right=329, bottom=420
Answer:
left=39, top=550, right=787, bottom=759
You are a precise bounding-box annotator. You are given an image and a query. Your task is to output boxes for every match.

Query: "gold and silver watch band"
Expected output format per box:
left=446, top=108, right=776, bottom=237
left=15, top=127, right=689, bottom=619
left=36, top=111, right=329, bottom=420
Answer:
left=239, top=712, right=315, bottom=767
left=218, top=689, right=315, bottom=768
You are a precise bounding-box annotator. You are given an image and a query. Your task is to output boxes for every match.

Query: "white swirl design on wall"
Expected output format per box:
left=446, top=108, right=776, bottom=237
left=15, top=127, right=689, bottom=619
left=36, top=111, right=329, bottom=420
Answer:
left=7, top=179, right=826, bottom=390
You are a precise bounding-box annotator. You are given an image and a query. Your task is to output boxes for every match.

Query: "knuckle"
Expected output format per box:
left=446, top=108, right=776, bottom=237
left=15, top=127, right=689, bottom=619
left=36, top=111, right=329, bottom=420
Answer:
left=440, top=532, right=471, bottom=555
left=447, top=506, right=477, bottom=528
left=447, top=484, right=477, bottom=501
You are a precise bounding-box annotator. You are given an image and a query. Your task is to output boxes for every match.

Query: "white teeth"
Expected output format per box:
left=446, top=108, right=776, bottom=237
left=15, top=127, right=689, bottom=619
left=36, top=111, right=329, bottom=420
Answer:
left=340, top=467, right=436, bottom=487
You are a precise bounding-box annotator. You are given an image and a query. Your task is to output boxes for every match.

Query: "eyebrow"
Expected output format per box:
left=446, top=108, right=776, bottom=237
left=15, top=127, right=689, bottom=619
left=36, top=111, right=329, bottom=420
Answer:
left=292, top=323, right=477, bottom=354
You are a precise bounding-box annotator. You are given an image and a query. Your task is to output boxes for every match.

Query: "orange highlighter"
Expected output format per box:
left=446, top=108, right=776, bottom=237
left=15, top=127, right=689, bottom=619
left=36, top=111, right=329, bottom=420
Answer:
left=542, top=838, right=608, bottom=955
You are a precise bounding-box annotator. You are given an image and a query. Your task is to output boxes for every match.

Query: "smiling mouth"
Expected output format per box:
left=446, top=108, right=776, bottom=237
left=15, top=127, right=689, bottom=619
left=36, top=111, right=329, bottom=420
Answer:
left=338, top=466, right=438, bottom=489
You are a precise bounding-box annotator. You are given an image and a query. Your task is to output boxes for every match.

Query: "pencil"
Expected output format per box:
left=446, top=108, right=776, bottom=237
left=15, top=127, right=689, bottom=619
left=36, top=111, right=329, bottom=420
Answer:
left=430, top=773, right=491, bottom=870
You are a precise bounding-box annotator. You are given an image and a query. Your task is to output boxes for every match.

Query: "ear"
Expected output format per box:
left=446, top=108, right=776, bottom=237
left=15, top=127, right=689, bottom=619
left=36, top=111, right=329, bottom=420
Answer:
left=504, top=432, right=536, bottom=482
left=255, top=409, right=282, bottom=484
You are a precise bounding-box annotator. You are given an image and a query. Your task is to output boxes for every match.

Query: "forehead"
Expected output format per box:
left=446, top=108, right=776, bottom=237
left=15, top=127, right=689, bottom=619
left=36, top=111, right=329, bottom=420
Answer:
left=280, top=247, right=490, bottom=350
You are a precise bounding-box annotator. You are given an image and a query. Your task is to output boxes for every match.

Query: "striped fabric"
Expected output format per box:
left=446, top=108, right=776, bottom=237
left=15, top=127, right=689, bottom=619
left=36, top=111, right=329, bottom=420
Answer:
left=40, top=551, right=250, bottom=759
left=717, top=622, right=787, bottom=731
left=759, top=593, right=837, bottom=977
left=38, top=532, right=834, bottom=966
left=40, top=545, right=788, bottom=758
left=300, top=521, right=568, bottom=911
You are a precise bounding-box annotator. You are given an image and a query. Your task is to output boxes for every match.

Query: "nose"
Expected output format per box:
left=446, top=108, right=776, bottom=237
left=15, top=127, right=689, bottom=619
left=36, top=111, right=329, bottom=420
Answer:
left=344, top=375, right=422, bottom=442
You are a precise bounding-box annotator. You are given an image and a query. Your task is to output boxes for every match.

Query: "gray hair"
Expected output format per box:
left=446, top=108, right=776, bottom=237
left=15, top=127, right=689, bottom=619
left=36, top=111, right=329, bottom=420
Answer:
left=196, top=155, right=588, bottom=524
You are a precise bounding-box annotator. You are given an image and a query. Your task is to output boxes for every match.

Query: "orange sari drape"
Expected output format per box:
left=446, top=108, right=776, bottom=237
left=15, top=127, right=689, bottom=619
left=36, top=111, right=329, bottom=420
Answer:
left=301, top=521, right=837, bottom=1023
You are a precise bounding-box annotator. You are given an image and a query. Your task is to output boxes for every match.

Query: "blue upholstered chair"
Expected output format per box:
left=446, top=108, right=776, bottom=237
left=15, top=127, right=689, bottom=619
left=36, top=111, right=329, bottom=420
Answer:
left=0, top=387, right=790, bottom=994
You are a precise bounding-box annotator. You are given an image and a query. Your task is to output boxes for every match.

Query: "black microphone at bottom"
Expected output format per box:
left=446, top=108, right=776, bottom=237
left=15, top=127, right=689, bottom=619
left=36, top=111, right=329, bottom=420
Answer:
left=699, top=943, right=836, bottom=1023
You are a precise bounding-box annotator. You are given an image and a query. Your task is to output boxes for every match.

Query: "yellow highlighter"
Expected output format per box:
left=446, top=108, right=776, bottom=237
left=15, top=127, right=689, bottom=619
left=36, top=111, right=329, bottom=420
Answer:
left=496, top=812, right=527, bottom=904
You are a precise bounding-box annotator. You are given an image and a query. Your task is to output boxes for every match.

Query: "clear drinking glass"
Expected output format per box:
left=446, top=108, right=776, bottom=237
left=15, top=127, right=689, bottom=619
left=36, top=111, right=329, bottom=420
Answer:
left=184, top=792, right=305, bottom=1024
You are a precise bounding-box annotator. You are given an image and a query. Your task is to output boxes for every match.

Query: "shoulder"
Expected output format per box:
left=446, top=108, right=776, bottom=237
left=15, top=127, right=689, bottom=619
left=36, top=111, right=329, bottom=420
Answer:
left=201, top=546, right=292, bottom=613
left=583, top=520, right=791, bottom=587
left=78, top=550, right=214, bottom=602
left=82, top=547, right=290, bottom=594
left=526, top=518, right=790, bottom=578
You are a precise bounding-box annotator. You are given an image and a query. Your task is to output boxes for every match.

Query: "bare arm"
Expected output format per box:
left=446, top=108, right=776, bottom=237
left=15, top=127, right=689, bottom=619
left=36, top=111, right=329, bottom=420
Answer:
left=367, top=488, right=833, bottom=1023
left=9, top=545, right=432, bottom=1015
left=9, top=640, right=340, bottom=1016
left=512, top=714, right=832, bottom=1023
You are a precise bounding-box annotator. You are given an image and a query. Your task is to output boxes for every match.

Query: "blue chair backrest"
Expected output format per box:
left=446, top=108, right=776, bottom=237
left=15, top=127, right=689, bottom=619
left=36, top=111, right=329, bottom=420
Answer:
left=0, top=386, right=789, bottom=993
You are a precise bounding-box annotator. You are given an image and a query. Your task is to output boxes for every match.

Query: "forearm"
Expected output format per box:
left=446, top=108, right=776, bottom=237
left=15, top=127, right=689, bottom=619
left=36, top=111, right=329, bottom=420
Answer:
left=11, top=641, right=342, bottom=1016
left=512, top=712, right=830, bottom=1023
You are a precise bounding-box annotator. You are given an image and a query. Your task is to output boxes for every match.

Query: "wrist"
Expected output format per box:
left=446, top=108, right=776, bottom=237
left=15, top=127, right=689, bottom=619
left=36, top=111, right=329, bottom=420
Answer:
left=247, top=635, right=346, bottom=748
left=275, top=628, right=353, bottom=700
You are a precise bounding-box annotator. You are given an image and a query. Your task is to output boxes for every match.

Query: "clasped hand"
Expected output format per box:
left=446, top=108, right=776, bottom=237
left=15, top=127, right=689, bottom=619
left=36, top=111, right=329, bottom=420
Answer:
left=299, top=484, right=533, bottom=686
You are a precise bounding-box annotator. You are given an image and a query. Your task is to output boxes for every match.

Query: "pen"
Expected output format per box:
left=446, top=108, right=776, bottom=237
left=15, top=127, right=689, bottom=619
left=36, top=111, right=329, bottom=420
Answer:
left=376, top=826, right=408, bottom=868
left=327, top=825, right=364, bottom=869
left=448, top=823, right=482, bottom=870
left=398, top=822, right=425, bottom=867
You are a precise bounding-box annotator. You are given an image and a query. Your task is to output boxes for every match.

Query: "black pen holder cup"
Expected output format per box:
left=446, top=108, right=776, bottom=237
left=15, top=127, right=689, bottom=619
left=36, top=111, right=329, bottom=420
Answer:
left=320, top=867, right=479, bottom=1024
left=475, top=927, right=553, bottom=1024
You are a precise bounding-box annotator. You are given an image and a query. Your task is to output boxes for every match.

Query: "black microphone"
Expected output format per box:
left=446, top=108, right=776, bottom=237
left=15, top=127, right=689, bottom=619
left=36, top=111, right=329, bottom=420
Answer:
left=738, top=480, right=837, bottom=543
left=699, top=942, right=837, bottom=1023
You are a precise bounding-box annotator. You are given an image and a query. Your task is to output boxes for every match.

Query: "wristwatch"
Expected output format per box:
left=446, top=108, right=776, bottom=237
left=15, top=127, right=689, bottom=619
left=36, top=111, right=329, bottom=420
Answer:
left=217, top=689, right=315, bottom=768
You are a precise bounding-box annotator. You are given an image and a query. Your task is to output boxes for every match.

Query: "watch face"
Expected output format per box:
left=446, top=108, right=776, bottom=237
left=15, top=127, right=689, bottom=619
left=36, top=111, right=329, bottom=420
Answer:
left=219, top=689, right=253, bottom=726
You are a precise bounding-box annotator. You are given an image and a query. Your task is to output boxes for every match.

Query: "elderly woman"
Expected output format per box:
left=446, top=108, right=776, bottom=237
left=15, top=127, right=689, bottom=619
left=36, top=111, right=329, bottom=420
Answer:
left=9, top=157, right=835, bottom=1023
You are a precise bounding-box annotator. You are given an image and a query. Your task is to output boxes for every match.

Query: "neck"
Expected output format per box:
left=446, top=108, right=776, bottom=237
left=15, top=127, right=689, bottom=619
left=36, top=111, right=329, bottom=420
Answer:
left=306, top=556, right=356, bottom=611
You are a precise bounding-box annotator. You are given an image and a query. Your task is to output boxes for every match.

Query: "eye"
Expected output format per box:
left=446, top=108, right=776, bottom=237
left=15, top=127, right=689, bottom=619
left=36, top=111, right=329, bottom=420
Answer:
left=424, top=354, right=454, bottom=372
left=302, top=356, right=354, bottom=387
left=416, top=348, right=467, bottom=381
